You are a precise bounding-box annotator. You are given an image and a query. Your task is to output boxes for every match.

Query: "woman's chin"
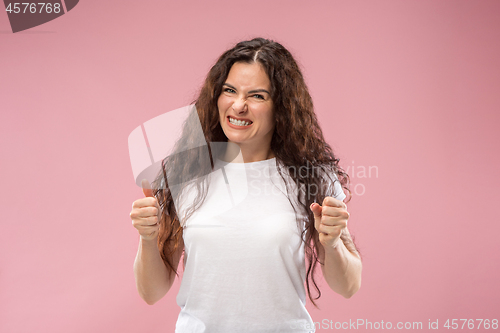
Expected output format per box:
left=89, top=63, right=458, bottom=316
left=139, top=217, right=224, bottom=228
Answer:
left=224, top=133, right=248, bottom=144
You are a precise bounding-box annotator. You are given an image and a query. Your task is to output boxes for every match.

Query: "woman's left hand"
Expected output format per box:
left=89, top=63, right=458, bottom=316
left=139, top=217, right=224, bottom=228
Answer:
left=310, top=197, right=350, bottom=249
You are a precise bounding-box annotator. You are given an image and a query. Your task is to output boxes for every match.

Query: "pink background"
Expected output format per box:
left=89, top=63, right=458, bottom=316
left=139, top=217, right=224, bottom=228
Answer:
left=1, top=0, right=499, bottom=332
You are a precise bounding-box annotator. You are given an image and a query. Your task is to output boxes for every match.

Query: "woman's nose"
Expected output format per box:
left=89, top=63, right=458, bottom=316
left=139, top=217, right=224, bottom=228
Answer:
left=232, top=99, right=248, bottom=113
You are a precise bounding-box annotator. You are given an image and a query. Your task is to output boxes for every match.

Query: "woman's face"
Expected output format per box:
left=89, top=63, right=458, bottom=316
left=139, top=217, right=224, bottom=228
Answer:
left=218, top=61, right=275, bottom=154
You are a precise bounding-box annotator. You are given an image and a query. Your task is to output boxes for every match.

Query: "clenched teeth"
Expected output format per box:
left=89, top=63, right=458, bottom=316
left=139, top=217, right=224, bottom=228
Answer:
left=229, top=117, right=252, bottom=126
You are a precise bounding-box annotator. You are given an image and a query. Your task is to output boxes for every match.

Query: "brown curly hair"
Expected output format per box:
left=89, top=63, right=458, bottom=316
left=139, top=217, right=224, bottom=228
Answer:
left=151, top=37, right=360, bottom=308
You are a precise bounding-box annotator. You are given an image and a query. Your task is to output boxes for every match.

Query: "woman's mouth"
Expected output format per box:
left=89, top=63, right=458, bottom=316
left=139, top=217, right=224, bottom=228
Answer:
left=227, top=116, right=253, bottom=128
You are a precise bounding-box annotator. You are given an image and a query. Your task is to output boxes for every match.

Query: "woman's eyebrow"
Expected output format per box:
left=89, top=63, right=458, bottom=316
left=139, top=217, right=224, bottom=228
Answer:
left=223, top=83, right=270, bottom=95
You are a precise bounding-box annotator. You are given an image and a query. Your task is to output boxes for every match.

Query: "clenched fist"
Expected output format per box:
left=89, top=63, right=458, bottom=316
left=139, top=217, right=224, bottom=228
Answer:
left=310, top=197, right=350, bottom=249
left=130, top=179, right=161, bottom=241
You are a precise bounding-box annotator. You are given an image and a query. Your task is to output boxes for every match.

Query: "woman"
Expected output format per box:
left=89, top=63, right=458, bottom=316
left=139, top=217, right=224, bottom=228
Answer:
left=130, top=37, right=362, bottom=332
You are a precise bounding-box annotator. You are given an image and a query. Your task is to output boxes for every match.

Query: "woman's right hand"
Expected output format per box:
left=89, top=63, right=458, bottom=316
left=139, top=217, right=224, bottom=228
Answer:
left=130, top=179, right=161, bottom=241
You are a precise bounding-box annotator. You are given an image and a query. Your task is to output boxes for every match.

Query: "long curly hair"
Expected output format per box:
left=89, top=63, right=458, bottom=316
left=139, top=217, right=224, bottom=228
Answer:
left=151, top=37, right=360, bottom=308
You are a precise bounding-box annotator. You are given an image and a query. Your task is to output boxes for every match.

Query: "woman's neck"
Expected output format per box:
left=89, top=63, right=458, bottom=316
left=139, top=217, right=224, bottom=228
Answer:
left=220, top=142, right=274, bottom=163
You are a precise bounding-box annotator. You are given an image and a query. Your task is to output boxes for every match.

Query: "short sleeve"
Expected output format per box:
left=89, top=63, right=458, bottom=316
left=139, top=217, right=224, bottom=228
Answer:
left=323, top=169, right=346, bottom=202
left=332, top=175, right=346, bottom=201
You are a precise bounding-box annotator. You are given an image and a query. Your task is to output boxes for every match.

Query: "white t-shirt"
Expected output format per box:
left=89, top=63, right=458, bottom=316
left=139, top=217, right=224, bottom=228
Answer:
left=174, top=157, right=346, bottom=333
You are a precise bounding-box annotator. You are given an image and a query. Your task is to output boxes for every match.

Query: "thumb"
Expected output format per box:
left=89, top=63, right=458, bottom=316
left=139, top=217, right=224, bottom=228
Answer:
left=310, top=203, right=324, bottom=234
left=310, top=202, right=322, bottom=219
left=141, top=179, right=154, bottom=198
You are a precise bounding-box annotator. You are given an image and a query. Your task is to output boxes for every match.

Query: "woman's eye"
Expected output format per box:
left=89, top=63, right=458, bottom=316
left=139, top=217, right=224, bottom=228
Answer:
left=223, top=88, right=264, bottom=100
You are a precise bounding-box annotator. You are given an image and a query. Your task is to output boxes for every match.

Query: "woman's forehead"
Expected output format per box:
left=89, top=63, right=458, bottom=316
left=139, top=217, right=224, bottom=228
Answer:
left=226, top=62, right=270, bottom=86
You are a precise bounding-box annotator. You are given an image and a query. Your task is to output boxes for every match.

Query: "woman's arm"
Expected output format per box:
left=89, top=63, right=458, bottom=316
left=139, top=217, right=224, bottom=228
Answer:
left=316, top=228, right=362, bottom=298
left=133, top=232, right=184, bottom=305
